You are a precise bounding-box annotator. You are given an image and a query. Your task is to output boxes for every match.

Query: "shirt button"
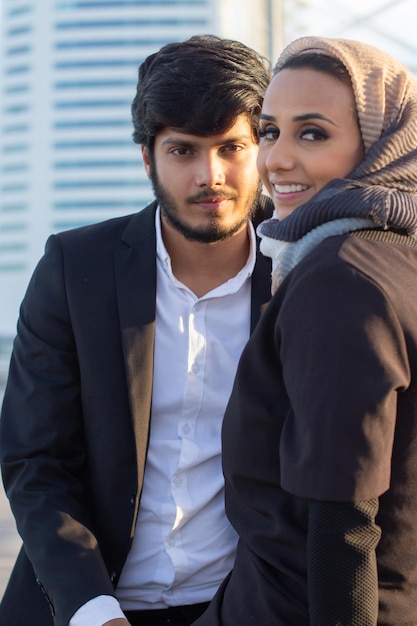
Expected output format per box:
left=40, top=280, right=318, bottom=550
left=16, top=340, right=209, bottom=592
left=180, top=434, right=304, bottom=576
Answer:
left=182, top=424, right=191, bottom=435
left=194, top=302, right=202, bottom=312
left=191, top=363, right=200, bottom=374
left=173, top=477, right=182, bottom=487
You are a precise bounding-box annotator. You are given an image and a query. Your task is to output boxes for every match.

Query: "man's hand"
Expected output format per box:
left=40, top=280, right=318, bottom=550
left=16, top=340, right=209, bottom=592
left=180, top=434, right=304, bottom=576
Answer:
left=103, top=620, right=131, bottom=626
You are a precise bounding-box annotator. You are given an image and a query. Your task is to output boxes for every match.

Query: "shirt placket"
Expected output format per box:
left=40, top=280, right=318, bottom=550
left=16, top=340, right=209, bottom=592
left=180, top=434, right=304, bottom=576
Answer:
left=165, top=299, right=207, bottom=585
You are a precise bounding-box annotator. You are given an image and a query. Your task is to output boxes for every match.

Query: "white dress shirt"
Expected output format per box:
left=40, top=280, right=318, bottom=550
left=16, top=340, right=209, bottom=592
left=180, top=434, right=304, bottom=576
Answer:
left=70, top=208, right=256, bottom=625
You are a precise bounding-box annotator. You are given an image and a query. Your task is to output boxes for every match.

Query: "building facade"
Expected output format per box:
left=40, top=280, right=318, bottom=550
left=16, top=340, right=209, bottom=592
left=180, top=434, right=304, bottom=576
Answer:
left=0, top=0, right=278, bottom=338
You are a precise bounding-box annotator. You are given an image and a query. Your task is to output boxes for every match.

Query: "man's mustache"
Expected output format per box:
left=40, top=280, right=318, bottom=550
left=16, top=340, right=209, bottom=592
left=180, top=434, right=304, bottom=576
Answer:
left=187, top=190, right=238, bottom=202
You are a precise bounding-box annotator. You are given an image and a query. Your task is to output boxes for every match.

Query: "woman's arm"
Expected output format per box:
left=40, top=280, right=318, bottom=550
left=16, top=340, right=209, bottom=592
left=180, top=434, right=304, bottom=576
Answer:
left=307, top=498, right=381, bottom=625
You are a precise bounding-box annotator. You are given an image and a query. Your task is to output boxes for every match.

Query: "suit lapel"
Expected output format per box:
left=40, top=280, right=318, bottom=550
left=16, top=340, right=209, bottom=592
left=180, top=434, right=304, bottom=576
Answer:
left=250, top=246, right=272, bottom=332
left=115, top=203, right=157, bottom=491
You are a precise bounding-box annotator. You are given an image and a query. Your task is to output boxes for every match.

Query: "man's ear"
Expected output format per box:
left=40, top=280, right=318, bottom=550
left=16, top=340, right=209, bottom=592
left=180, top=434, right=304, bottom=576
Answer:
left=141, top=145, right=152, bottom=178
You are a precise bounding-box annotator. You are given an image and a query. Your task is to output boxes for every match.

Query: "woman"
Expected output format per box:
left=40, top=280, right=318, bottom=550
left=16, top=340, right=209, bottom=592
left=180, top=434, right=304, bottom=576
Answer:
left=194, top=36, right=417, bottom=625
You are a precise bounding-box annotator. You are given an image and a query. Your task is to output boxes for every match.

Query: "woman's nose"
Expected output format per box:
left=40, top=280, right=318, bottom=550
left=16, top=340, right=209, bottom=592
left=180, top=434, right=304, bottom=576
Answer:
left=265, top=136, right=295, bottom=172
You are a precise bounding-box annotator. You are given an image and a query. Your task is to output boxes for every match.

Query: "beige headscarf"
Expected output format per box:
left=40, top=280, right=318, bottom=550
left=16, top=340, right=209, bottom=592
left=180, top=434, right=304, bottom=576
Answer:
left=257, top=36, right=417, bottom=292
left=258, top=35, right=417, bottom=239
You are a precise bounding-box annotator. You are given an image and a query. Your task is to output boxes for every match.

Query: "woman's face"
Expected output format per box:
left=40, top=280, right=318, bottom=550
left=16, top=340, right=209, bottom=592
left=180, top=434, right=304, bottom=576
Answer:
left=257, top=67, right=364, bottom=221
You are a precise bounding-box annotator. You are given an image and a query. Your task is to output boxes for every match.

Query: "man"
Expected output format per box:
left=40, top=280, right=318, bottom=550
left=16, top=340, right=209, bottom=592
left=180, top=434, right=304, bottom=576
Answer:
left=0, top=35, right=271, bottom=626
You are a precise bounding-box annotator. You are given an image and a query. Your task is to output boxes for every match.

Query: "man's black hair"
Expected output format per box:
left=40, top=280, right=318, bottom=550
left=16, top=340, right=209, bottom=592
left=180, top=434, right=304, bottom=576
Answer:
left=131, top=34, right=271, bottom=149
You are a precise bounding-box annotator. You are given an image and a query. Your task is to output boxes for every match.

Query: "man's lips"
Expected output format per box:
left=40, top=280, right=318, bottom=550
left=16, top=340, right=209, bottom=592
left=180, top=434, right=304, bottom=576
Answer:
left=190, top=194, right=235, bottom=210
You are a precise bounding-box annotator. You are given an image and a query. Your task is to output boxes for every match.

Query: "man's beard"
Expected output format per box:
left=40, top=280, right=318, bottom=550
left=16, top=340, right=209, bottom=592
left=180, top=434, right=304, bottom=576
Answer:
left=150, top=170, right=262, bottom=244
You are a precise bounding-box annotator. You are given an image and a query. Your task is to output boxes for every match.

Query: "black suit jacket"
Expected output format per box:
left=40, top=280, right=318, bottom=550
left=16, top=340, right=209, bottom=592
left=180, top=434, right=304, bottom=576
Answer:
left=0, top=199, right=272, bottom=626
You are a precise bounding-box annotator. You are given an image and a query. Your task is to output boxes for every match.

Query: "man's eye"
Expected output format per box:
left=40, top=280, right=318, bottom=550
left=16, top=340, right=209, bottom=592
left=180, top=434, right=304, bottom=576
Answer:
left=223, top=144, right=241, bottom=152
left=171, top=147, right=191, bottom=155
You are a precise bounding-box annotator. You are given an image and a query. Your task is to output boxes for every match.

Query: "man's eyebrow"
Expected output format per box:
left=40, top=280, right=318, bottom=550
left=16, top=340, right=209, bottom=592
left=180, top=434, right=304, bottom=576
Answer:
left=259, top=112, right=337, bottom=126
left=161, top=137, right=196, bottom=147
left=161, top=135, right=253, bottom=147
left=222, top=135, right=253, bottom=143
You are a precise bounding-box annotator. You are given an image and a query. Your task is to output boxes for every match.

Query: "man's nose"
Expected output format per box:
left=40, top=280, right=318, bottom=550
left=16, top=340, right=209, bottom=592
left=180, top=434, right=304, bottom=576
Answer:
left=195, top=154, right=226, bottom=186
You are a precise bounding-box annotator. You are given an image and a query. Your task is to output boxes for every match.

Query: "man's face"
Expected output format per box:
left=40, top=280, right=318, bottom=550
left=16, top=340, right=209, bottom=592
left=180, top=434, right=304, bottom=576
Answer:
left=142, top=114, right=262, bottom=243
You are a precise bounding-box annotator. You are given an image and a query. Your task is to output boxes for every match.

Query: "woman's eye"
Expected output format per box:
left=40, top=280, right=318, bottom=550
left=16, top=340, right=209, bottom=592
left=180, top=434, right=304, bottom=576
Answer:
left=301, top=128, right=329, bottom=142
left=259, top=127, right=279, bottom=141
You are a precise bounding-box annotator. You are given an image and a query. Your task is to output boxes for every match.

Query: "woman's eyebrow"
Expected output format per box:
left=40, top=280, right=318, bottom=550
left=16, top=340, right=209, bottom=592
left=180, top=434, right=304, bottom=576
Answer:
left=260, top=111, right=337, bottom=126
left=294, top=112, right=336, bottom=126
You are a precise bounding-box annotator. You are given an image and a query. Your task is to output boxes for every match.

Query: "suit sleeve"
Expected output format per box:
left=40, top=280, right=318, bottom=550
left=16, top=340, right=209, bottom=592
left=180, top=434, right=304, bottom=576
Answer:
left=0, top=235, right=116, bottom=626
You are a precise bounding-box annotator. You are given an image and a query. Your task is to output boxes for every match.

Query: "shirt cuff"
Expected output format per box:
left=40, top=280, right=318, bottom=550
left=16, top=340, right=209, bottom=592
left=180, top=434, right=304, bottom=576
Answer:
left=69, top=595, right=126, bottom=626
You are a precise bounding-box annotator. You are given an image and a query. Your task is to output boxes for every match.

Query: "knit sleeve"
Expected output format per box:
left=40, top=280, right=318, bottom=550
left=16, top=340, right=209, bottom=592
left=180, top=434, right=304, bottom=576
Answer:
left=308, top=498, right=381, bottom=625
